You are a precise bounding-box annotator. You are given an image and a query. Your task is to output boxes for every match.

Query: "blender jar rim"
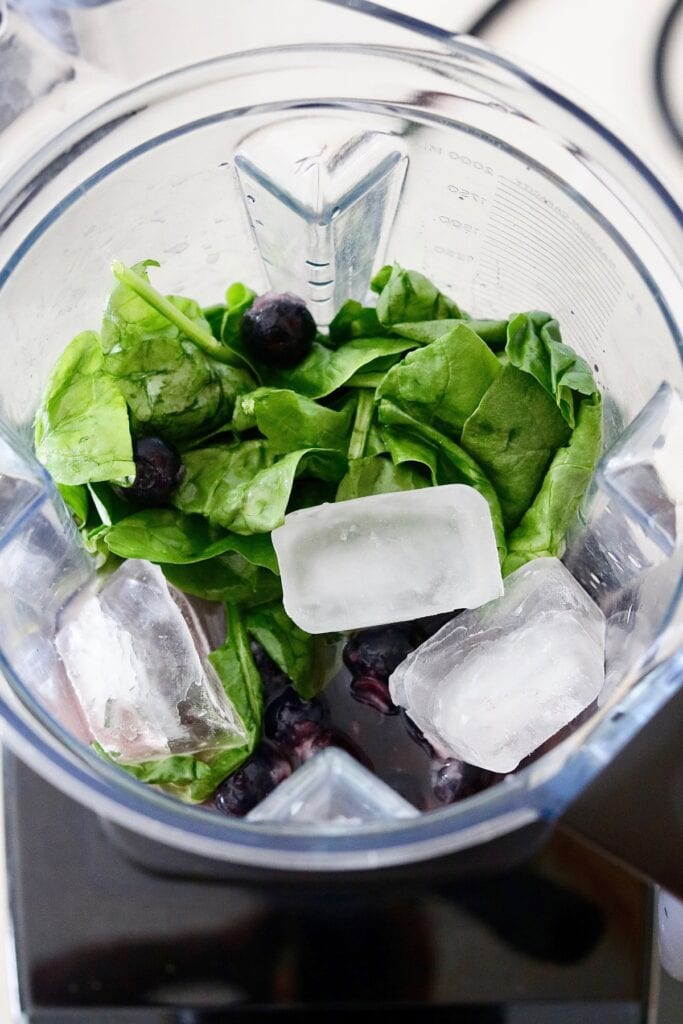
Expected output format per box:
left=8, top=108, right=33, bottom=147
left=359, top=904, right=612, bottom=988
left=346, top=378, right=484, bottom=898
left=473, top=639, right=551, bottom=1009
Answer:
left=0, top=37, right=681, bottom=870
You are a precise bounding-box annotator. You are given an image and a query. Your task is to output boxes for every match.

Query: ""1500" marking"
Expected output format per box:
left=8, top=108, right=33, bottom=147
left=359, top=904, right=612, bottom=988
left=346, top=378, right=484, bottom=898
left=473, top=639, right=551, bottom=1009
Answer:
left=438, top=215, right=480, bottom=234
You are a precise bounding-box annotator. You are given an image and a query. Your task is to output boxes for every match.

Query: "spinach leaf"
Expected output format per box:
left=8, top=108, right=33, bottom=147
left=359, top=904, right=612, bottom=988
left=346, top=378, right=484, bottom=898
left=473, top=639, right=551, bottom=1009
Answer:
left=391, top=317, right=508, bottom=350
left=370, top=265, right=393, bottom=293
left=232, top=387, right=355, bottom=454
left=57, top=483, right=90, bottom=525
left=173, top=440, right=346, bottom=533
left=34, top=331, right=135, bottom=486
left=378, top=400, right=506, bottom=560
left=460, top=364, right=572, bottom=530
left=246, top=602, right=333, bottom=700
left=105, top=508, right=278, bottom=571
left=377, top=323, right=501, bottom=435
left=211, top=603, right=264, bottom=735
left=217, top=282, right=261, bottom=377
left=102, top=261, right=255, bottom=441
left=162, top=552, right=281, bottom=605
left=96, top=605, right=263, bottom=802
left=502, top=395, right=603, bottom=574
left=506, top=311, right=598, bottom=428
left=202, top=303, right=227, bottom=339
left=87, top=482, right=132, bottom=527
left=328, top=300, right=385, bottom=346
left=261, top=336, right=416, bottom=398
left=221, top=282, right=256, bottom=347
left=335, top=454, right=428, bottom=501
left=375, top=264, right=464, bottom=324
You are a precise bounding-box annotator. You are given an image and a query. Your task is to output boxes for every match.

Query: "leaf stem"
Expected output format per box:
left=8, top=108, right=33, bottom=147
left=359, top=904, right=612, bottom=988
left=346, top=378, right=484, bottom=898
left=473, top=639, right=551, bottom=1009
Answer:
left=346, top=372, right=385, bottom=389
left=347, top=389, right=375, bottom=460
left=111, top=260, right=237, bottom=365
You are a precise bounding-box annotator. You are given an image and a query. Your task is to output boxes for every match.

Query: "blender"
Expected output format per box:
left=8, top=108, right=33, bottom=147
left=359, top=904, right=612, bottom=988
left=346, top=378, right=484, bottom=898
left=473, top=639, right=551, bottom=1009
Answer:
left=0, top=0, right=681, bottom=1018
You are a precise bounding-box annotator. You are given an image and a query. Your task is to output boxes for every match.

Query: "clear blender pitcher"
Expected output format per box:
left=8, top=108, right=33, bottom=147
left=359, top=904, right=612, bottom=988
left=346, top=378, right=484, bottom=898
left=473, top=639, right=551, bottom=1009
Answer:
left=0, top=0, right=681, bottom=883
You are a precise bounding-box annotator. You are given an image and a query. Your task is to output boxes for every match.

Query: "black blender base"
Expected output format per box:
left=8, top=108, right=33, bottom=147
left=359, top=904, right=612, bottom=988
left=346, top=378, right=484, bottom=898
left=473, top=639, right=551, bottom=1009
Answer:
left=4, top=751, right=652, bottom=1022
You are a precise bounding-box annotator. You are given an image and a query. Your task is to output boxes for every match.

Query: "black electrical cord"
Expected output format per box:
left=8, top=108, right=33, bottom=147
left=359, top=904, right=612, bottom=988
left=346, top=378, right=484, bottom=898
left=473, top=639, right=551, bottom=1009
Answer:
left=465, top=0, right=521, bottom=37
left=466, top=0, right=683, bottom=156
left=653, top=0, right=683, bottom=153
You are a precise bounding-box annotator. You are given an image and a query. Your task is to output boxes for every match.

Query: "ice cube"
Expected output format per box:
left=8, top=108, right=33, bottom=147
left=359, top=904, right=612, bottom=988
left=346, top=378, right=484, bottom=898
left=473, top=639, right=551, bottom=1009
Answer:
left=55, top=559, right=246, bottom=762
left=271, top=485, right=503, bottom=634
left=600, top=382, right=682, bottom=556
left=389, top=558, right=605, bottom=773
left=565, top=382, right=683, bottom=610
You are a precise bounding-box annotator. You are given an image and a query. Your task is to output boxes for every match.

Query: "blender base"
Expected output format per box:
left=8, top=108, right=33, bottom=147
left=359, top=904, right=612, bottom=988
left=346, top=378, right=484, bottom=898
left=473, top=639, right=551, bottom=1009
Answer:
left=4, top=751, right=653, bottom=1022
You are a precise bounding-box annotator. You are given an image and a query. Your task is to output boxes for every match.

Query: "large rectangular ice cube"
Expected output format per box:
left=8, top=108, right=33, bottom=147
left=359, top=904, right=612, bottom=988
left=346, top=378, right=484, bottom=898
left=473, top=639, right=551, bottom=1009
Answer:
left=389, top=558, right=605, bottom=773
left=55, top=559, right=246, bottom=763
left=272, top=485, right=503, bottom=634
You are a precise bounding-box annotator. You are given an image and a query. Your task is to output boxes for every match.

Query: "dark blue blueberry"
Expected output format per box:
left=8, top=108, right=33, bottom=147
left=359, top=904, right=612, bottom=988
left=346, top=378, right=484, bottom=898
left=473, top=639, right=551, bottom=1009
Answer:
left=214, top=744, right=292, bottom=817
left=120, top=436, right=182, bottom=506
left=350, top=675, right=398, bottom=716
left=264, top=686, right=325, bottom=746
left=342, top=625, right=415, bottom=682
left=241, top=292, right=316, bottom=368
left=432, top=759, right=498, bottom=804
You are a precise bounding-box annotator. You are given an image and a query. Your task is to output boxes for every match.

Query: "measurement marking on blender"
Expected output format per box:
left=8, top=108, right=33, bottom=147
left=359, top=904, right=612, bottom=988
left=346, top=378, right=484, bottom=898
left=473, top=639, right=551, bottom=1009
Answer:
left=489, top=197, right=622, bottom=299
left=477, top=249, right=605, bottom=329
left=479, top=231, right=612, bottom=331
left=490, top=195, right=623, bottom=304
left=305, top=260, right=330, bottom=267
left=476, top=257, right=600, bottom=350
left=476, top=268, right=597, bottom=346
left=486, top=209, right=622, bottom=320
left=481, top=215, right=608, bottom=291
left=481, top=225, right=614, bottom=330
left=497, top=176, right=621, bottom=276
left=494, top=183, right=623, bottom=289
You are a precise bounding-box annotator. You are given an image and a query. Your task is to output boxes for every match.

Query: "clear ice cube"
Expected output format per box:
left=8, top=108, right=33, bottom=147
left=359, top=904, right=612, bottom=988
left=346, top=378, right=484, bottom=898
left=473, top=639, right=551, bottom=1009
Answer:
left=389, top=558, right=605, bottom=773
left=0, top=418, right=95, bottom=729
left=55, top=559, right=246, bottom=763
left=565, top=382, right=683, bottom=611
left=600, top=382, right=682, bottom=556
left=246, top=748, right=419, bottom=825
left=563, top=383, right=682, bottom=703
left=235, top=117, right=407, bottom=324
left=272, top=485, right=503, bottom=634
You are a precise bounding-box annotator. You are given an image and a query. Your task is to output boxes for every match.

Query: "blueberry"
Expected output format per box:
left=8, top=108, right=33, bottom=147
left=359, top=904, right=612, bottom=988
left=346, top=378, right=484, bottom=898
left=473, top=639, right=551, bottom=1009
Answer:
left=120, top=436, right=183, bottom=506
left=350, top=675, right=398, bottom=716
left=342, top=626, right=415, bottom=681
left=214, top=744, right=291, bottom=816
left=241, top=292, right=316, bottom=368
left=432, top=759, right=498, bottom=804
left=264, top=686, right=325, bottom=746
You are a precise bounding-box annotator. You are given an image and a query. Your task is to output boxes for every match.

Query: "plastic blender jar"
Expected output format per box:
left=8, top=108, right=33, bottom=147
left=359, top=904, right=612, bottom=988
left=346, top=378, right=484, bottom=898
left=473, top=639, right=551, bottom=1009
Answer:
left=0, top=0, right=681, bottom=881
